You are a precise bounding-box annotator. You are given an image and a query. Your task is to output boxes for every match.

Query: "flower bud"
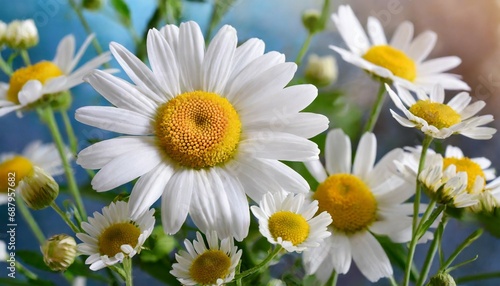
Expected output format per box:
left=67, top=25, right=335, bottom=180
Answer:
left=302, top=9, right=321, bottom=34
left=5, top=19, right=39, bottom=49
left=41, top=234, right=77, bottom=271
left=0, top=21, right=7, bottom=46
left=19, top=166, right=59, bottom=210
left=305, top=54, right=338, bottom=87
left=82, top=0, right=104, bottom=11
left=427, top=272, right=456, bottom=286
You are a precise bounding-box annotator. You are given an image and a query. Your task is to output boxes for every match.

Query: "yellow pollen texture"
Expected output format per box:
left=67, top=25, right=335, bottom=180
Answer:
left=155, top=91, right=241, bottom=169
left=443, top=157, right=486, bottom=193
left=409, top=100, right=461, bottom=129
left=268, top=211, right=310, bottom=245
left=314, top=174, right=377, bottom=234
left=0, top=156, right=34, bottom=192
left=98, top=222, right=141, bottom=257
left=189, top=249, right=231, bottom=285
left=7, top=61, right=64, bottom=104
left=362, top=45, right=417, bottom=81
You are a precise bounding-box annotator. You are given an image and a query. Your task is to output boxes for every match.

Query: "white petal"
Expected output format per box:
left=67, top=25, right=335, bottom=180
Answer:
left=418, top=56, right=461, bottom=75
left=407, top=31, right=437, bottom=63
left=75, top=106, right=153, bottom=135
left=367, top=17, right=387, bottom=45
left=304, top=159, right=328, bottom=183
left=330, top=232, right=352, bottom=274
left=147, top=29, right=180, bottom=98
left=178, top=21, right=205, bottom=91
left=390, top=21, right=414, bottom=51
left=229, top=38, right=265, bottom=81
left=350, top=232, right=392, bottom=282
left=333, top=5, right=370, bottom=55
left=352, top=132, right=376, bottom=180
left=325, top=129, right=351, bottom=174
left=18, top=80, right=43, bottom=105
left=53, top=34, right=75, bottom=73
left=162, top=168, right=195, bottom=234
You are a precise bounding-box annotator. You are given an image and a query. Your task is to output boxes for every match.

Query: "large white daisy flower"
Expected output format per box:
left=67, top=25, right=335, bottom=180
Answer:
left=250, top=191, right=332, bottom=252
left=76, top=21, right=328, bottom=241
left=76, top=200, right=155, bottom=271
left=0, top=34, right=111, bottom=117
left=0, top=140, right=67, bottom=205
left=330, top=5, right=469, bottom=91
left=387, top=84, right=496, bottom=139
left=302, top=129, right=417, bottom=283
left=171, top=231, right=241, bottom=286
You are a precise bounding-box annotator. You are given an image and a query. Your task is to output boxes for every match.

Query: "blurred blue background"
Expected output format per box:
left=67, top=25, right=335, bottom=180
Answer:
left=1, top=0, right=500, bottom=285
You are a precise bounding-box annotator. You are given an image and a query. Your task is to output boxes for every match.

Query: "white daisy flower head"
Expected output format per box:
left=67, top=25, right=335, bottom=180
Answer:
left=0, top=33, right=111, bottom=117
left=443, top=145, right=500, bottom=212
left=330, top=5, right=469, bottom=91
left=171, top=231, right=242, bottom=286
left=76, top=200, right=155, bottom=271
left=302, top=129, right=418, bottom=283
left=76, top=21, right=328, bottom=241
left=250, top=191, right=332, bottom=252
left=387, top=84, right=496, bottom=140
left=0, top=141, right=68, bottom=208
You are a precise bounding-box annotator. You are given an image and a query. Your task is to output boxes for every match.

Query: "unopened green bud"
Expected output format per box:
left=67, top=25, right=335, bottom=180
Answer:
left=41, top=234, right=77, bottom=271
left=82, top=0, right=103, bottom=11
left=302, top=9, right=321, bottom=34
left=305, top=54, right=338, bottom=87
left=5, top=19, right=39, bottom=49
left=19, top=166, right=59, bottom=210
left=427, top=272, right=456, bottom=286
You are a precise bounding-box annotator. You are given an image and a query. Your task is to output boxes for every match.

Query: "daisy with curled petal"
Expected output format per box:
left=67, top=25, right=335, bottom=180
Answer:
left=76, top=200, right=155, bottom=271
left=0, top=34, right=111, bottom=117
left=170, top=231, right=241, bottom=286
left=76, top=21, right=328, bottom=241
left=330, top=5, right=469, bottom=91
left=302, top=129, right=418, bottom=283
left=250, top=191, right=332, bottom=253
left=387, top=84, right=496, bottom=140
left=0, top=140, right=68, bottom=206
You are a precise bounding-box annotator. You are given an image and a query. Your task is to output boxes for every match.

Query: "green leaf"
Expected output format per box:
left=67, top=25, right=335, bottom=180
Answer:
left=378, top=236, right=419, bottom=283
left=17, top=250, right=52, bottom=272
left=111, top=0, right=132, bottom=27
left=140, top=226, right=177, bottom=263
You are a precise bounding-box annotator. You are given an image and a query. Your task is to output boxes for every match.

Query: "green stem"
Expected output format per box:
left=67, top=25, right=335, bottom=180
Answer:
left=61, top=110, right=79, bottom=155
left=40, top=106, right=87, bottom=218
left=403, top=135, right=433, bottom=286
left=416, top=202, right=442, bottom=241
left=416, top=215, right=447, bottom=286
left=0, top=54, right=13, bottom=75
left=388, top=276, right=398, bottom=286
left=51, top=202, right=81, bottom=233
left=362, top=82, right=387, bottom=133
left=439, top=229, right=483, bottom=272
left=16, top=261, right=39, bottom=280
left=67, top=0, right=110, bottom=68
left=295, top=32, right=313, bottom=66
left=234, top=245, right=282, bottom=280
left=20, top=49, right=31, bottom=65
left=123, top=257, right=133, bottom=286
left=235, top=262, right=242, bottom=286
left=17, top=198, right=45, bottom=244
left=455, top=272, right=500, bottom=284
left=327, top=271, right=338, bottom=286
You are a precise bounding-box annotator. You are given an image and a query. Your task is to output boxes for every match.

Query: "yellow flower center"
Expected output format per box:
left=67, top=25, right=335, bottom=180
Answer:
left=190, top=249, right=231, bottom=285
left=155, top=91, right=241, bottom=169
left=409, top=100, right=462, bottom=129
left=443, top=157, right=486, bottom=193
left=0, top=156, right=34, bottom=192
left=313, top=174, right=377, bottom=234
left=7, top=61, right=64, bottom=104
left=98, top=222, right=141, bottom=257
left=268, top=211, right=310, bottom=246
left=362, top=45, right=417, bottom=81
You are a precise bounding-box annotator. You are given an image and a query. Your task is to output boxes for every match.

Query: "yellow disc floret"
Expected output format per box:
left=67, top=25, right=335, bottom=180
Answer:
left=409, top=100, right=462, bottom=129
left=98, top=222, right=141, bottom=257
left=362, top=45, right=417, bottom=81
left=314, top=174, right=377, bottom=234
left=443, top=157, right=486, bottom=193
left=0, top=156, right=34, bottom=191
left=268, top=211, right=310, bottom=245
left=155, top=91, right=241, bottom=169
left=7, top=61, right=64, bottom=104
left=190, top=249, right=231, bottom=285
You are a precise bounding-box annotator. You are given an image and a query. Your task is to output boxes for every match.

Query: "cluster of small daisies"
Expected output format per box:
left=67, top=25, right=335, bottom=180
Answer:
left=1, top=3, right=499, bottom=286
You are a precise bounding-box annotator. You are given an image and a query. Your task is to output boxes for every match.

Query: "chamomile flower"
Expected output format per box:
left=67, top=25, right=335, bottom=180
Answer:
left=0, top=141, right=67, bottom=208
left=76, top=21, right=327, bottom=241
left=250, top=192, right=332, bottom=252
left=387, top=84, right=496, bottom=139
left=302, top=129, right=416, bottom=282
left=330, top=5, right=469, bottom=91
left=0, top=34, right=111, bottom=117
left=76, top=201, right=155, bottom=271
left=171, top=231, right=241, bottom=286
